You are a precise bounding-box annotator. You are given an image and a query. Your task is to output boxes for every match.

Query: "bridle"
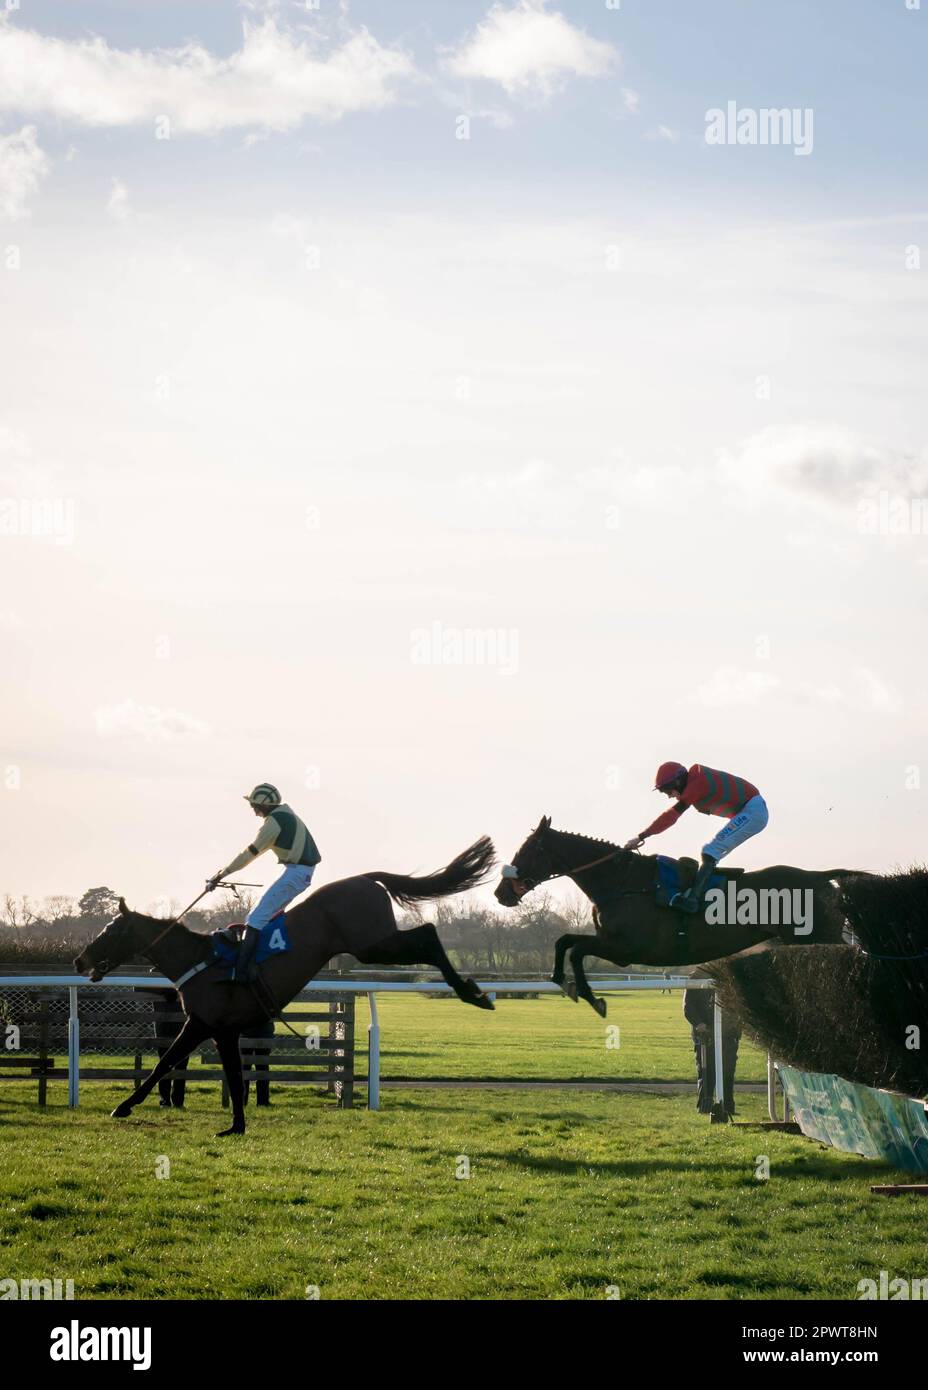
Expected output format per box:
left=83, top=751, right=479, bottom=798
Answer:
left=88, top=914, right=176, bottom=979
left=503, top=832, right=635, bottom=894
left=96, top=878, right=254, bottom=974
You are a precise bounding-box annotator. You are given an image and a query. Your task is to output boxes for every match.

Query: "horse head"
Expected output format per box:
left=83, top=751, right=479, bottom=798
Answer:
left=495, top=816, right=557, bottom=907
left=74, top=898, right=151, bottom=980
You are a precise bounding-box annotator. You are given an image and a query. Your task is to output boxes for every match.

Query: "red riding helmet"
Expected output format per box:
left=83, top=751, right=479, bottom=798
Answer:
left=654, top=761, right=687, bottom=790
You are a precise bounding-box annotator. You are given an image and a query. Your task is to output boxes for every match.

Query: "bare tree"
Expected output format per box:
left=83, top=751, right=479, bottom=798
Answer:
left=1, top=894, right=38, bottom=929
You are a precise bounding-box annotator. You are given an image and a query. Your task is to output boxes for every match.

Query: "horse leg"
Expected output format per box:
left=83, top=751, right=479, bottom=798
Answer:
left=358, top=925, right=494, bottom=1010
left=568, top=938, right=615, bottom=1018
left=551, top=933, right=587, bottom=997
left=213, top=1028, right=246, bottom=1137
left=110, top=1016, right=210, bottom=1119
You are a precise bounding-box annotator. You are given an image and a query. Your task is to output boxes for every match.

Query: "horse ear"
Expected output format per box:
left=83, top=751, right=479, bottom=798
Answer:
left=536, top=814, right=551, bottom=832
left=118, top=897, right=129, bottom=916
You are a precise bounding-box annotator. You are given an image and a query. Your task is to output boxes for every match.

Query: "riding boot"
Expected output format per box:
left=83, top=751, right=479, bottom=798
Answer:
left=233, top=925, right=261, bottom=984
left=671, top=854, right=718, bottom=915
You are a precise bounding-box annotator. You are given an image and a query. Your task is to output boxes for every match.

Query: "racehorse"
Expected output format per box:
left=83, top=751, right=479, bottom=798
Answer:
left=495, top=817, right=867, bottom=1016
left=74, top=836, right=495, bottom=1135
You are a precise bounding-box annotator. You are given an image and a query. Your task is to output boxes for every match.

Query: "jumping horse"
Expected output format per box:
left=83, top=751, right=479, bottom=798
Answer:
left=75, top=836, right=495, bottom=1135
left=495, top=817, right=867, bottom=1016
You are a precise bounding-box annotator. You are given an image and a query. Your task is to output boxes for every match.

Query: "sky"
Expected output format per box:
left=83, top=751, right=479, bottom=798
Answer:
left=0, top=0, right=926, bottom=913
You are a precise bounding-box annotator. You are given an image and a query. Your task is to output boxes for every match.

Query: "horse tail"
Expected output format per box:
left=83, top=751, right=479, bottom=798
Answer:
left=364, top=836, right=496, bottom=908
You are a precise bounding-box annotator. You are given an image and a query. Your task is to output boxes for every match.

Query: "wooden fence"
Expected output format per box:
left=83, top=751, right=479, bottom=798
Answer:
left=0, top=984, right=358, bottom=1109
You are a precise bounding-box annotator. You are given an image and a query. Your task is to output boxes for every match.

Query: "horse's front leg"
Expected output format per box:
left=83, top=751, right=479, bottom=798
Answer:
left=567, top=940, right=609, bottom=1017
left=111, top=1016, right=209, bottom=1119
left=213, top=1028, right=246, bottom=1137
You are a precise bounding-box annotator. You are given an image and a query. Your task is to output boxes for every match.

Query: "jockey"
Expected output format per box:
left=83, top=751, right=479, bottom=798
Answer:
left=207, top=783, right=321, bottom=983
left=623, top=762, right=768, bottom=914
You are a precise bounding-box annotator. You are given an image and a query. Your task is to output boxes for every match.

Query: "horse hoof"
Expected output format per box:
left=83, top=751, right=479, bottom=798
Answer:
left=463, top=980, right=495, bottom=1010
left=592, top=997, right=607, bottom=1019
left=565, top=982, right=578, bottom=1003
left=110, top=1102, right=133, bottom=1119
left=216, top=1125, right=245, bottom=1137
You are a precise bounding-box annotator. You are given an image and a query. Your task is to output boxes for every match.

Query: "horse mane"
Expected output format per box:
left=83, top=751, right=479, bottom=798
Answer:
left=545, top=826, right=623, bottom=855
left=133, top=909, right=213, bottom=947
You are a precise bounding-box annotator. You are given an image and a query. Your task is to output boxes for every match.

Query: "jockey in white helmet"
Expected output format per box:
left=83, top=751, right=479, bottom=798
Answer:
left=207, top=784, right=321, bottom=983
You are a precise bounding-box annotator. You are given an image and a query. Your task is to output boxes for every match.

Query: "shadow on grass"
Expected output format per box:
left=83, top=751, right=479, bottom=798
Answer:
left=486, top=1147, right=908, bottom=1185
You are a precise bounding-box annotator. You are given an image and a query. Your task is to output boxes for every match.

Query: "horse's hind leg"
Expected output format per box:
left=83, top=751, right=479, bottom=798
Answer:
left=358, top=925, right=494, bottom=1010
left=111, top=1017, right=210, bottom=1119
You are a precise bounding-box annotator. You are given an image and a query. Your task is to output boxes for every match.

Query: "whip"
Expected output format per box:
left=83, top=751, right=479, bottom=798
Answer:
left=175, top=881, right=261, bottom=920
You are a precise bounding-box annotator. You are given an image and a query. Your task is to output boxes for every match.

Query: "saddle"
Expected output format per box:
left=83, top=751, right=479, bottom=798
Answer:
left=653, top=855, right=735, bottom=908
left=210, top=915, right=291, bottom=977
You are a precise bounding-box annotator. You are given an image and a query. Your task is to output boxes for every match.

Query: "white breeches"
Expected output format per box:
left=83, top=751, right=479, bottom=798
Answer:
left=245, top=864, right=315, bottom=930
left=702, top=795, right=769, bottom=863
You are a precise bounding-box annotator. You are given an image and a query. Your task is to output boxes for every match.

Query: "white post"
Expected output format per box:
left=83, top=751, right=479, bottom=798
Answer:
left=712, top=992, right=725, bottom=1109
left=367, top=992, right=380, bottom=1111
left=68, top=985, right=79, bottom=1108
left=767, top=1054, right=777, bottom=1121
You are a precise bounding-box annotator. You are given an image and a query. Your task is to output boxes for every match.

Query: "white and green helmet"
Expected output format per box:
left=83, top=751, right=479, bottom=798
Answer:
left=244, top=782, right=281, bottom=808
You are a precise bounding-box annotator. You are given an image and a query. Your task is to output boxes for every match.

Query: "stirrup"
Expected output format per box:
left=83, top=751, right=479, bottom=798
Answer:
left=670, top=889, right=701, bottom=915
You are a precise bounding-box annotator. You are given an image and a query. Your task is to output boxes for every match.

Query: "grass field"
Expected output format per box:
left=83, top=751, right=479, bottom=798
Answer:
left=1, top=994, right=923, bottom=1300
left=351, top=990, right=769, bottom=1081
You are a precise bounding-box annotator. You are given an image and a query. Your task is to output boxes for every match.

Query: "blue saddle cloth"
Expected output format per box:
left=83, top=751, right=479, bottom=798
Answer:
left=211, top=915, right=291, bottom=972
left=654, top=855, right=724, bottom=908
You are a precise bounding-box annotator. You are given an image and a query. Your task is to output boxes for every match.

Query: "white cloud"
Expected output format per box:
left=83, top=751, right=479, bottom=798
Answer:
left=446, top=1, right=616, bottom=98
left=798, top=670, right=902, bottom=715
left=645, top=124, right=679, bottom=142
left=694, top=665, right=901, bottom=715
left=721, top=425, right=928, bottom=506
left=94, top=700, right=211, bottom=742
left=622, top=88, right=640, bottom=114
left=580, top=461, right=706, bottom=508
left=695, top=667, right=782, bottom=708
left=0, top=18, right=414, bottom=133
left=470, top=106, right=516, bottom=130
left=850, top=667, right=902, bottom=715
left=106, top=178, right=130, bottom=223
left=0, top=124, right=48, bottom=220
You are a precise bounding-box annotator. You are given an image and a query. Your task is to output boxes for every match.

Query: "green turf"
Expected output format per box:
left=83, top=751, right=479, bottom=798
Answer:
left=60, top=992, right=770, bottom=1081
left=1, top=991, right=924, bottom=1300
left=0, top=1085, right=921, bottom=1300
left=344, top=991, right=769, bottom=1081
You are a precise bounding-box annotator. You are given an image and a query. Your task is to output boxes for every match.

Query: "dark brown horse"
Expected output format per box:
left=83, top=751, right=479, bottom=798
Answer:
left=75, top=836, right=495, bottom=1135
left=495, top=817, right=868, bottom=1016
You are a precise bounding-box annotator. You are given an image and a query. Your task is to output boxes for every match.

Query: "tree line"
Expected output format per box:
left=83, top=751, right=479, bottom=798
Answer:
left=0, top=885, right=642, bottom=975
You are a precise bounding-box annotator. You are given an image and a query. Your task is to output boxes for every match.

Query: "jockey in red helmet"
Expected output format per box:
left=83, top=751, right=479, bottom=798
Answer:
left=624, top=762, right=769, bottom=913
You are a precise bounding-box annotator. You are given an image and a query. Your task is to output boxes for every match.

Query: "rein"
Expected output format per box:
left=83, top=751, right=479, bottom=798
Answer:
left=567, top=848, right=624, bottom=875
left=533, top=842, right=652, bottom=898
